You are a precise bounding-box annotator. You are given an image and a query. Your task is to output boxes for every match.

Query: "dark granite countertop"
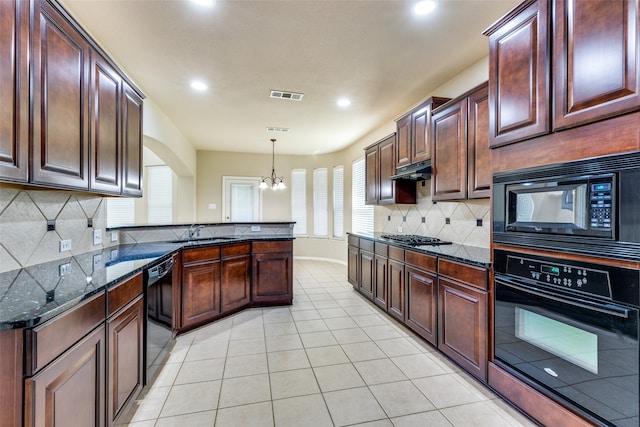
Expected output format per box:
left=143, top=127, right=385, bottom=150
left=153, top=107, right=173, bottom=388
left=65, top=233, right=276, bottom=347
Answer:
left=347, top=232, right=491, bottom=267
left=0, top=235, right=294, bottom=331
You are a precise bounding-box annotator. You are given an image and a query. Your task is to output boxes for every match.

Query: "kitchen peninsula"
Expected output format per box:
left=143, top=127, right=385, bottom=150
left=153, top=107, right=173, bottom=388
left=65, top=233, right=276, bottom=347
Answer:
left=0, top=222, right=294, bottom=427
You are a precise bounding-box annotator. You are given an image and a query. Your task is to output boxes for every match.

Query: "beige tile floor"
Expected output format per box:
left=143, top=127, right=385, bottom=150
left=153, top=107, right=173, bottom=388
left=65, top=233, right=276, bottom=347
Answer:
left=120, top=259, right=537, bottom=427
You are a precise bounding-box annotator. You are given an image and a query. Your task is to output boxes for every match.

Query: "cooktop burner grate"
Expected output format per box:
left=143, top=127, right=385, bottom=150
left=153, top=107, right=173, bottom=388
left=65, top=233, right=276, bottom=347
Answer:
left=380, top=234, right=452, bottom=246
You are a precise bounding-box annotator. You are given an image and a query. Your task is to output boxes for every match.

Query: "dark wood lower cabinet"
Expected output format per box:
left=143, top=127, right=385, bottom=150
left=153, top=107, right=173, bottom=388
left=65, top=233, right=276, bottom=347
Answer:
left=107, top=297, right=143, bottom=427
left=438, top=277, right=487, bottom=381
left=181, top=260, right=221, bottom=329
left=251, top=251, right=293, bottom=305
left=24, top=325, right=105, bottom=427
left=387, top=259, right=405, bottom=322
left=348, top=244, right=359, bottom=287
left=221, top=255, right=251, bottom=312
left=373, top=254, right=388, bottom=310
left=405, top=266, right=437, bottom=346
left=359, top=249, right=374, bottom=300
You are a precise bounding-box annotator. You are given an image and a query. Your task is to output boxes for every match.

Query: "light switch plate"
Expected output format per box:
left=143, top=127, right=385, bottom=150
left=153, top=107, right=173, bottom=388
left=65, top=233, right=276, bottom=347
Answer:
left=251, top=225, right=261, bottom=232
left=110, top=231, right=118, bottom=242
left=93, top=229, right=102, bottom=245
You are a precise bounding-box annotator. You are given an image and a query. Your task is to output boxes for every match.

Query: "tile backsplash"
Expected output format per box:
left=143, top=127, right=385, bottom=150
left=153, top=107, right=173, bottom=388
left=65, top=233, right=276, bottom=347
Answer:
left=375, top=181, right=490, bottom=248
left=0, top=187, right=113, bottom=273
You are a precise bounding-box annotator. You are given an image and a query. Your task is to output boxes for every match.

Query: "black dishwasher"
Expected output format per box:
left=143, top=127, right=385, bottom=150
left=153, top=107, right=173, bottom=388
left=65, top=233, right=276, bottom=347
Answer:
left=145, top=255, right=174, bottom=384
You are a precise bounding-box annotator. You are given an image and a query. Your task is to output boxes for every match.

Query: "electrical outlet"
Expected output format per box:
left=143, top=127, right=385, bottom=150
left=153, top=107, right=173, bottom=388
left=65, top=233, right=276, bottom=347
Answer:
left=397, top=226, right=403, bottom=233
left=59, top=239, right=72, bottom=252
left=58, top=262, right=71, bottom=276
left=93, top=254, right=102, bottom=269
left=93, top=229, right=102, bottom=245
left=251, top=225, right=261, bottom=232
left=110, top=231, right=118, bottom=242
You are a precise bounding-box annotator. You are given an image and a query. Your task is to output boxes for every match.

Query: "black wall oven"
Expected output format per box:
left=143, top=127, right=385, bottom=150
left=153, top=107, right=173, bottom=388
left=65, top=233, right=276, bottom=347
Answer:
left=494, top=250, right=639, bottom=426
left=493, top=151, right=640, bottom=262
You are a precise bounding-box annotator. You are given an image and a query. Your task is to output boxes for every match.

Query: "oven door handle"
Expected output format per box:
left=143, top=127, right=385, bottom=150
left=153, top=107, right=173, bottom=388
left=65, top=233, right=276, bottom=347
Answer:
left=496, top=276, right=631, bottom=319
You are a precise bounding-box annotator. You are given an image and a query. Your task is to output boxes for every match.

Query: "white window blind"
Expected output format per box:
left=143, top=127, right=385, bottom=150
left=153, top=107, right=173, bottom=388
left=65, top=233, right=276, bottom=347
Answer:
left=333, top=165, right=344, bottom=238
left=352, top=158, right=374, bottom=234
left=313, top=168, right=328, bottom=237
left=147, top=165, right=173, bottom=225
left=106, top=197, right=134, bottom=228
left=291, top=169, right=307, bottom=236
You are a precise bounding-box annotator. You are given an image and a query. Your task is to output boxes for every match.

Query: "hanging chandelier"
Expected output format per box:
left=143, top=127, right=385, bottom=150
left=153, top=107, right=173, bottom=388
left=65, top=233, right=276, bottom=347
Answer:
left=259, top=138, right=286, bottom=190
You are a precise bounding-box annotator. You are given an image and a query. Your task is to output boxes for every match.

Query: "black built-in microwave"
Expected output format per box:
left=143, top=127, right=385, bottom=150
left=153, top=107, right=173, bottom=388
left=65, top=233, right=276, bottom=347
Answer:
left=493, top=151, right=640, bottom=261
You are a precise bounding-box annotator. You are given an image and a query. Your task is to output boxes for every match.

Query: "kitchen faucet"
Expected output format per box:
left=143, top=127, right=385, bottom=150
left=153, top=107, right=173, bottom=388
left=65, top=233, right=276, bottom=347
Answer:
left=188, top=224, right=204, bottom=239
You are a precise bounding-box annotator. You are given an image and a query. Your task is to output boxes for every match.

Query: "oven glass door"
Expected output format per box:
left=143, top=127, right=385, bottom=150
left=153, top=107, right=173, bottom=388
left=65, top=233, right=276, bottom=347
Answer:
left=495, top=277, right=639, bottom=426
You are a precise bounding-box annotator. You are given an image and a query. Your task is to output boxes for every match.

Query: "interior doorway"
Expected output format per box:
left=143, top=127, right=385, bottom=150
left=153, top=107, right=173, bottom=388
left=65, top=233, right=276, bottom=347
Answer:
left=222, top=176, right=262, bottom=222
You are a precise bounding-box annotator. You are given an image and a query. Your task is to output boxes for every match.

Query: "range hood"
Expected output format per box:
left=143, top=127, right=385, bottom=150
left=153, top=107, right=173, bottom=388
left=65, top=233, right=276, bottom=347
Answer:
left=389, top=160, right=432, bottom=180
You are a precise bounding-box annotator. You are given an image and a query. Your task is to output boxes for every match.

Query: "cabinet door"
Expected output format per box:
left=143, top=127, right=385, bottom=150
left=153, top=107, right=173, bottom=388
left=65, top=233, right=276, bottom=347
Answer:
left=373, top=255, right=388, bottom=310
left=221, top=255, right=251, bottom=313
left=412, top=106, right=430, bottom=163
left=467, top=84, right=491, bottom=199
left=348, top=245, right=359, bottom=287
left=182, top=261, right=221, bottom=328
left=432, top=99, right=467, bottom=201
left=0, top=0, right=29, bottom=182
left=122, top=82, right=143, bottom=197
left=24, top=325, right=105, bottom=427
left=405, top=266, right=437, bottom=346
left=378, top=136, right=396, bottom=204
left=387, top=259, right=405, bottom=322
left=438, top=277, right=488, bottom=382
left=107, top=297, right=143, bottom=426
left=252, top=251, right=293, bottom=305
left=32, top=0, right=90, bottom=189
left=553, top=0, right=640, bottom=130
left=358, top=250, right=374, bottom=300
left=90, top=50, right=121, bottom=194
left=395, top=114, right=412, bottom=168
left=487, top=0, right=549, bottom=147
left=364, top=145, right=378, bottom=205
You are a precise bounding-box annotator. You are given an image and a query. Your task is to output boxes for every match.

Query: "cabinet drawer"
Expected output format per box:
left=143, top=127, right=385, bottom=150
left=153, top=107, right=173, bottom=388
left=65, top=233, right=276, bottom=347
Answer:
left=222, top=242, right=251, bottom=258
left=107, top=273, right=143, bottom=317
left=405, top=250, right=436, bottom=272
left=388, top=246, right=404, bottom=262
left=26, top=292, right=106, bottom=375
left=183, top=246, right=220, bottom=264
left=359, top=239, right=374, bottom=252
left=348, top=235, right=359, bottom=247
left=438, top=258, right=487, bottom=290
left=374, top=242, right=388, bottom=257
left=252, top=240, right=293, bottom=253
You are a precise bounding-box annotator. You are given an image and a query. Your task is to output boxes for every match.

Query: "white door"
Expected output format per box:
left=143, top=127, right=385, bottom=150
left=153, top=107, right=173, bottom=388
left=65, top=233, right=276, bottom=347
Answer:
left=222, top=177, right=262, bottom=222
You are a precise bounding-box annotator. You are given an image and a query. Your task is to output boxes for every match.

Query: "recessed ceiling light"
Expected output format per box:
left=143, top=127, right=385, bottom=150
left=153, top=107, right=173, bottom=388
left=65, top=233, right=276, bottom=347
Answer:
left=414, top=0, right=437, bottom=15
left=190, top=80, right=208, bottom=91
left=191, top=0, right=215, bottom=6
left=337, top=98, right=351, bottom=108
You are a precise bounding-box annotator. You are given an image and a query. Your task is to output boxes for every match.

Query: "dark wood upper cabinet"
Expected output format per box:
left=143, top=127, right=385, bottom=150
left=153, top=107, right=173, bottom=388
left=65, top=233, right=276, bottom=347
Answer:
left=432, top=99, right=468, bottom=201
left=90, top=50, right=122, bottom=194
left=553, top=0, right=640, bottom=130
left=122, top=82, right=143, bottom=197
left=0, top=0, right=29, bottom=182
left=365, top=134, right=416, bottom=205
left=467, top=84, right=491, bottom=198
left=31, top=0, right=90, bottom=189
left=395, top=97, right=450, bottom=169
left=432, top=83, right=490, bottom=201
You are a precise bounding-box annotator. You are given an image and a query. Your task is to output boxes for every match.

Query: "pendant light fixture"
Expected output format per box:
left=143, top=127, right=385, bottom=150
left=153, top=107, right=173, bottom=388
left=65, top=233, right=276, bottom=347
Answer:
left=259, top=138, right=286, bottom=190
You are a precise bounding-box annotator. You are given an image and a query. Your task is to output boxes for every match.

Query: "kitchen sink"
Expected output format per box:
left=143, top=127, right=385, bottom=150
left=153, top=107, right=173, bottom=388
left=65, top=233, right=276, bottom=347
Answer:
left=169, top=236, right=239, bottom=245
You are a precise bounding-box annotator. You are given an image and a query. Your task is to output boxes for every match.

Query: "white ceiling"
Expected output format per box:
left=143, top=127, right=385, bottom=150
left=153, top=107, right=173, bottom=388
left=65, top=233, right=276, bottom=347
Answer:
left=60, top=0, right=519, bottom=156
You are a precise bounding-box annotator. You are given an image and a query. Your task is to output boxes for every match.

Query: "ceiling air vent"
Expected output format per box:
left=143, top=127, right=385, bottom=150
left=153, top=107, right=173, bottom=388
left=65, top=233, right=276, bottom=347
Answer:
left=270, top=90, right=304, bottom=101
left=266, top=127, right=290, bottom=133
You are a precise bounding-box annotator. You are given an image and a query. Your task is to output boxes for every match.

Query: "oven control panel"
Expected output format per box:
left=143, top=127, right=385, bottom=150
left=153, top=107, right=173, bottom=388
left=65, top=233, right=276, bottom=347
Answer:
left=506, top=255, right=612, bottom=299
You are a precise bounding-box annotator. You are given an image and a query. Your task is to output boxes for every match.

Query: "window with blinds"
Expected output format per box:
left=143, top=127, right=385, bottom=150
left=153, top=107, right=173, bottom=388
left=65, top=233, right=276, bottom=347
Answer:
left=352, top=158, right=374, bottom=234
left=291, top=169, right=307, bottom=236
left=106, top=197, right=135, bottom=228
left=313, top=168, right=328, bottom=237
left=333, top=165, right=344, bottom=238
left=147, top=165, right=173, bottom=225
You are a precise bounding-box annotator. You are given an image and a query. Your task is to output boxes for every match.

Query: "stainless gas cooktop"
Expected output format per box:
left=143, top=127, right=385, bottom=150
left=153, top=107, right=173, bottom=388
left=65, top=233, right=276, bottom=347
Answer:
left=380, top=234, right=452, bottom=246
